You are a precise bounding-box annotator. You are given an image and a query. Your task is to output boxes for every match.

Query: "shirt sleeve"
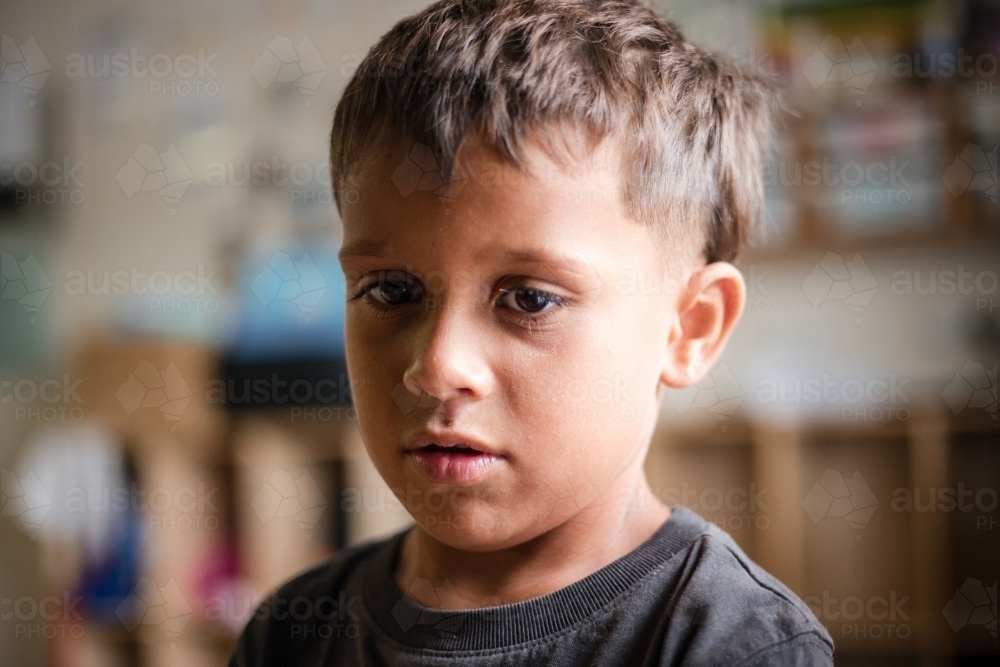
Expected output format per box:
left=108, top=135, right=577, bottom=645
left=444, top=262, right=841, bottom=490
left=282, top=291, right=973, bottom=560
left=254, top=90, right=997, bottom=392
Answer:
left=731, top=632, right=834, bottom=667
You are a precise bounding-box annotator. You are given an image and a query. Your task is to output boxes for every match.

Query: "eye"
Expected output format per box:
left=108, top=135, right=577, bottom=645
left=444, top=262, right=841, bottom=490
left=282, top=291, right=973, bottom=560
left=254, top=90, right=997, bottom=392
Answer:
left=353, top=275, right=423, bottom=309
left=498, top=287, right=563, bottom=314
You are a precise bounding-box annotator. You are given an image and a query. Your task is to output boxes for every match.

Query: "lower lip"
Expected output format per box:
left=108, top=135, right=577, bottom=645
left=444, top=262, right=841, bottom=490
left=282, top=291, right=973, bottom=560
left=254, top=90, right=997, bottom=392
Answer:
left=407, top=449, right=503, bottom=485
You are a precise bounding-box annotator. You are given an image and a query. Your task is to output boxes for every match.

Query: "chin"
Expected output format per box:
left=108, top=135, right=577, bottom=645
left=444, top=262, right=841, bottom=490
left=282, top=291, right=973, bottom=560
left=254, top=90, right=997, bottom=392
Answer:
left=410, top=502, right=525, bottom=551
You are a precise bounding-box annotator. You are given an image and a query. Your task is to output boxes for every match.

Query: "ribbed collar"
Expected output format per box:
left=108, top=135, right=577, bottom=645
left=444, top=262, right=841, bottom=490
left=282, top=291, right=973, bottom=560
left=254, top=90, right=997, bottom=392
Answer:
left=361, top=506, right=707, bottom=652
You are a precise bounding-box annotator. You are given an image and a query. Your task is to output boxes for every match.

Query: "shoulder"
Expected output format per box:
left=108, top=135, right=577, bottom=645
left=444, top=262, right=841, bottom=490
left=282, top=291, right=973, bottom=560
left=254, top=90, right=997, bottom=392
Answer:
left=227, top=531, right=404, bottom=667
left=659, top=508, right=833, bottom=666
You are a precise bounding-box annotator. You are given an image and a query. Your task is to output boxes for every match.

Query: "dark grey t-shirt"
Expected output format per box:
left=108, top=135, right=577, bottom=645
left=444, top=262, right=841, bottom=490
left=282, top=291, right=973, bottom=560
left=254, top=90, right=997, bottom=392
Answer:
left=228, top=507, right=833, bottom=666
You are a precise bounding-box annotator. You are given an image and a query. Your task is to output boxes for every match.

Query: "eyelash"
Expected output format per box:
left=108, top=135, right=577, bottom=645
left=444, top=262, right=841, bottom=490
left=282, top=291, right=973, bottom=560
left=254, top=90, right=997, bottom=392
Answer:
left=348, top=281, right=404, bottom=319
left=348, top=277, right=568, bottom=321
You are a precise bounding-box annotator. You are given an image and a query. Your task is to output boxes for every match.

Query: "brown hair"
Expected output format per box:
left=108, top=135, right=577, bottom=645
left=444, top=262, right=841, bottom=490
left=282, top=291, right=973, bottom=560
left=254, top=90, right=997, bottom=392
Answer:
left=330, top=0, right=775, bottom=263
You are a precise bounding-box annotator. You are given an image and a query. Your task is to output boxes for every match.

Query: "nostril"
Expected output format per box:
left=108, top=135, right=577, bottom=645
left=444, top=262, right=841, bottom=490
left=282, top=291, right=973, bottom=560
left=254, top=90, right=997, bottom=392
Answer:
left=401, top=331, right=494, bottom=404
left=402, top=366, right=430, bottom=398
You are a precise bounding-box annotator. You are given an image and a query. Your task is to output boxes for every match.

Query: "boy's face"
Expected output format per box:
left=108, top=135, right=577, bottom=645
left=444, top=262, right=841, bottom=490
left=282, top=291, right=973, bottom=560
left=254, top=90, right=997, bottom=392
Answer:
left=339, top=136, right=690, bottom=551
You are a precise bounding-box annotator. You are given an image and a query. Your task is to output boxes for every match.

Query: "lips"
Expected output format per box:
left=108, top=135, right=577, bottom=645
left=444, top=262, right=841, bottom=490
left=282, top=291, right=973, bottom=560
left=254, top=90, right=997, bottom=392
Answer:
left=405, top=434, right=503, bottom=485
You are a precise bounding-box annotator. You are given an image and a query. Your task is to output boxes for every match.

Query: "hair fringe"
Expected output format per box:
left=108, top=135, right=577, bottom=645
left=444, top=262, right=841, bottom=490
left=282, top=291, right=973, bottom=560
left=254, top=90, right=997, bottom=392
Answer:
left=330, top=0, right=777, bottom=263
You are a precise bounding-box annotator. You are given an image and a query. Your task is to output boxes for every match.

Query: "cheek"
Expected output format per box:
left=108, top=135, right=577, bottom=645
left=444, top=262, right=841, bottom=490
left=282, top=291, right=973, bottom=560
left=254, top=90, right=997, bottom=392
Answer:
left=345, top=317, right=409, bottom=390
left=344, top=321, right=407, bottom=461
left=502, top=312, right=656, bottom=485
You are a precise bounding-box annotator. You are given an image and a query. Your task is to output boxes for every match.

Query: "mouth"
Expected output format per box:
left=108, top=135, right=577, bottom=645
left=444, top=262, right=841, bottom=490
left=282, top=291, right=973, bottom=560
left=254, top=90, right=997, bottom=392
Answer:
left=405, top=439, right=503, bottom=485
left=413, top=443, right=484, bottom=455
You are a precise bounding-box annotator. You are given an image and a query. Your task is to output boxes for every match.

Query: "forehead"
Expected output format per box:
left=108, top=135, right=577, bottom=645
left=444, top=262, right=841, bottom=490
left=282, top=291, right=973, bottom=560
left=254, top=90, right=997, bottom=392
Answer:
left=339, top=133, right=629, bottom=248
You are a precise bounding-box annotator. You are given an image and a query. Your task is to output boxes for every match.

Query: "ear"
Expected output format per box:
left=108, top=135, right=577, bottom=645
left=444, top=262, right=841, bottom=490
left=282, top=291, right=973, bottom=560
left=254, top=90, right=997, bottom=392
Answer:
left=660, top=262, right=746, bottom=388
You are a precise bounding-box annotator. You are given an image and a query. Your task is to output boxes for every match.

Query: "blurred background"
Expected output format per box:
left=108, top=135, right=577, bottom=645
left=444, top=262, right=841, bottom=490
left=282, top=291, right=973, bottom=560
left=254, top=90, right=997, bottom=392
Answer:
left=0, top=0, right=996, bottom=665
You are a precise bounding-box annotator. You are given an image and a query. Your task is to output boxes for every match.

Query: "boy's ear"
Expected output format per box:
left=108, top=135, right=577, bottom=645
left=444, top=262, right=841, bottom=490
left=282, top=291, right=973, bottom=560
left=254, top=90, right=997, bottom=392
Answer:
left=660, top=262, right=746, bottom=388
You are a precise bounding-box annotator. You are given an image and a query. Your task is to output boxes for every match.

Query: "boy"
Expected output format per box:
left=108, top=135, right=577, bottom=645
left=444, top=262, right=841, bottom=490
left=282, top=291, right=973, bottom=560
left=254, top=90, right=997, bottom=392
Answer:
left=230, top=0, right=834, bottom=665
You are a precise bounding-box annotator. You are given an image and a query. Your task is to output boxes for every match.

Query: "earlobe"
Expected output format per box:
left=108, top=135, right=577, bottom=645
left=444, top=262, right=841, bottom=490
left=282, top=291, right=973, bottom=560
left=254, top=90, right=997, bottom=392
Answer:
left=659, top=262, right=746, bottom=388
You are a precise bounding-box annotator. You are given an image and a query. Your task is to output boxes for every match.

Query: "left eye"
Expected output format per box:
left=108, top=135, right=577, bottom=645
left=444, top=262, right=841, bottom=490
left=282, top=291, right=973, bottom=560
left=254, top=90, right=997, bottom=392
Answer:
left=498, top=287, right=562, bottom=314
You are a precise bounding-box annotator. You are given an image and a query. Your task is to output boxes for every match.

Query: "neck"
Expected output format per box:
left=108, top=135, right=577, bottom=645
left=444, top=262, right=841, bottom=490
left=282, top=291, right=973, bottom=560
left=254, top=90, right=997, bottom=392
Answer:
left=395, top=471, right=671, bottom=609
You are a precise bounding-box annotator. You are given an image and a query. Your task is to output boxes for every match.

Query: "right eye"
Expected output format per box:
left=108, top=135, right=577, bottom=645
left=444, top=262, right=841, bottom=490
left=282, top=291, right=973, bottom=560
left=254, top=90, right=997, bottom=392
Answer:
left=355, top=275, right=423, bottom=309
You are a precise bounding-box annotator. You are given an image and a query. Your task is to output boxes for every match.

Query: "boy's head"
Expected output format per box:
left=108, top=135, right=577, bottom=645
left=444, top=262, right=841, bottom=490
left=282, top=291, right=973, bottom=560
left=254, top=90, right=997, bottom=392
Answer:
left=332, top=0, right=773, bottom=551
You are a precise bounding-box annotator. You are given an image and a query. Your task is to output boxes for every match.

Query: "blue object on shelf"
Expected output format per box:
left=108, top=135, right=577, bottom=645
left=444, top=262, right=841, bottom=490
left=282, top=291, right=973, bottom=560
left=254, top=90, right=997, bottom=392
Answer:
left=227, top=240, right=346, bottom=361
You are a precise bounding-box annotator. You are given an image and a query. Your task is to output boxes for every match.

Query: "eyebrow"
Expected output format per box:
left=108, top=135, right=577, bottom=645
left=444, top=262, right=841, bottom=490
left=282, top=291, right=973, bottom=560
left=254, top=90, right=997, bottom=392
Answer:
left=498, top=248, right=582, bottom=267
left=338, top=240, right=595, bottom=284
left=498, top=249, right=599, bottom=291
left=338, top=239, right=391, bottom=262
left=340, top=241, right=577, bottom=265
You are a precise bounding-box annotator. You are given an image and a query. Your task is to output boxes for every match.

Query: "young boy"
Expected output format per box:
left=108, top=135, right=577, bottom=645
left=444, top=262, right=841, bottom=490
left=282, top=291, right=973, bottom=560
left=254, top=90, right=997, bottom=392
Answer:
left=230, top=1, right=833, bottom=665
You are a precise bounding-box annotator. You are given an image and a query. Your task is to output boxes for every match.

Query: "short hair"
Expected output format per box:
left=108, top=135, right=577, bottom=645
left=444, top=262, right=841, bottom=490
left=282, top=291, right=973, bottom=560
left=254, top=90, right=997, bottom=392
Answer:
left=330, top=0, right=775, bottom=263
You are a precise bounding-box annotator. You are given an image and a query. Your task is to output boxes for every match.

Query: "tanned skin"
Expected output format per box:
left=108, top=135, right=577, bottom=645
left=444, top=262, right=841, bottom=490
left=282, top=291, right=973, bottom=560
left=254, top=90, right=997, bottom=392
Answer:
left=338, top=133, right=746, bottom=609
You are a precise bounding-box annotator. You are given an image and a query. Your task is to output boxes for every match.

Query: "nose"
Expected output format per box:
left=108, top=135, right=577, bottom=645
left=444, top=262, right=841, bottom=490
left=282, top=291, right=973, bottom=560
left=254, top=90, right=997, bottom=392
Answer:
left=401, top=299, right=494, bottom=405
